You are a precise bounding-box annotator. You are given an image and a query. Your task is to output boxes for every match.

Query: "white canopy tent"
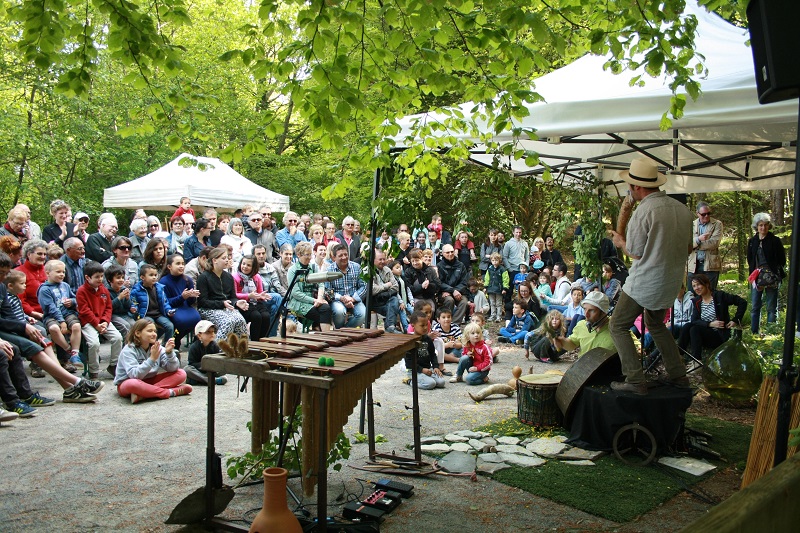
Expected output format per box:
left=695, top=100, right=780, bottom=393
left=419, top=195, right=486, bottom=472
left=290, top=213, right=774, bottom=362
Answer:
left=103, top=153, right=290, bottom=212
left=391, top=2, right=797, bottom=194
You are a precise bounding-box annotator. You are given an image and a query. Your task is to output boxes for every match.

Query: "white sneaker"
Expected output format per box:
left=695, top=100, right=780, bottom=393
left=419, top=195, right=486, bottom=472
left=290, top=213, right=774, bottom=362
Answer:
left=0, top=407, right=19, bottom=423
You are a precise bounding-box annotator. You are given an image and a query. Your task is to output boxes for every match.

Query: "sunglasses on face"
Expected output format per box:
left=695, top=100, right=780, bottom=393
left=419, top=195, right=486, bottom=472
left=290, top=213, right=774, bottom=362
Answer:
left=698, top=212, right=712, bottom=217
left=117, top=246, right=132, bottom=251
left=249, top=218, right=262, bottom=222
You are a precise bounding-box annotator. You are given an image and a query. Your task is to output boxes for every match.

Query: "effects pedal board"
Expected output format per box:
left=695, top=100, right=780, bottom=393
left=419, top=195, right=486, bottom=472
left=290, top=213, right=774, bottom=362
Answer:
left=343, top=501, right=386, bottom=522
left=373, top=479, right=414, bottom=498
left=360, top=489, right=401, bottom=512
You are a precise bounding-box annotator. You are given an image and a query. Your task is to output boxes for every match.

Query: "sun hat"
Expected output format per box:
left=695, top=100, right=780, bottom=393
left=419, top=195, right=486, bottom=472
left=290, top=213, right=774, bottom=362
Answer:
left=619, top=158, right=667, bottom=188
left=533, top=260, right=545, bottom=270
left=195, top=320, right=216, bottom=335
left=581, top=291, right=610, bottom=314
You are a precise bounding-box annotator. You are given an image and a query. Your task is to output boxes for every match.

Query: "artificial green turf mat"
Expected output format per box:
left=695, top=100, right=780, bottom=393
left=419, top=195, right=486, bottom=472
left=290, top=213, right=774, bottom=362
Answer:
left=484, top=415, right=752, bottom=523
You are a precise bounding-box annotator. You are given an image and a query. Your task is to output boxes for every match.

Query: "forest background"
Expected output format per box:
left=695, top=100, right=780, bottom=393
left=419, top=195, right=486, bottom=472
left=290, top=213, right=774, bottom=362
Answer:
left=0, top=0, right=789, bottom=283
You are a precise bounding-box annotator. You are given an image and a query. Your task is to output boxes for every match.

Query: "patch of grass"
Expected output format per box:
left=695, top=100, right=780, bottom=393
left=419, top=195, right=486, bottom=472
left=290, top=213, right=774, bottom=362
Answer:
left=484, top=415, right=752, bottom=522
left=475, top=417, right=568, bottom=439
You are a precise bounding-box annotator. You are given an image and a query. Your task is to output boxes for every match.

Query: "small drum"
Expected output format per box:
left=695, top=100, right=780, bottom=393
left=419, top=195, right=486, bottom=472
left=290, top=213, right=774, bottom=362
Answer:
left=517, top=374, right=563, bottom=427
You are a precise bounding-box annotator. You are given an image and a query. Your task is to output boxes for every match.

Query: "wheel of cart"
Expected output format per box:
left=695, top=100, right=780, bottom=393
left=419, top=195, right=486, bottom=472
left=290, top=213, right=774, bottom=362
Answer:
left=612, top=422, right=658, bottom=466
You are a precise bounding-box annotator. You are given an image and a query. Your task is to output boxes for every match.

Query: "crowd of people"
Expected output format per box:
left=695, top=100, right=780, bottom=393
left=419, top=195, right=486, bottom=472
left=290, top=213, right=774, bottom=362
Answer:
left=0, top=181, right=789, bottom=419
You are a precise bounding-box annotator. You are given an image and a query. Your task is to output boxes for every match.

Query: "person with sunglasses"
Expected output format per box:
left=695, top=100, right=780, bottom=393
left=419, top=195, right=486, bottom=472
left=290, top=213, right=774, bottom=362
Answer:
left=101, top=236, right=140, bottom=287
left=687, top=201, right=723, bottom=291
left=275, top=211, right=308, bottom=253
left=334, top=216, right=361, bottom=264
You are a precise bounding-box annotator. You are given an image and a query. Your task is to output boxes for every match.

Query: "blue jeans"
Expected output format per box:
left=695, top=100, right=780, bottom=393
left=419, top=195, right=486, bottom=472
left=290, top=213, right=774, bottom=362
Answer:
left=751, top=285, right=779, bottom=333
left=154, top=315, right=175, bottom=346
left=398, top=305, right=410, bottom=331
left=455, top=355, right=490, bottom=385
left=332, top=300, right=366, bottom=328
left=547, top=304, right=568, bottom=314
left=499, top=327, right=527, bottom=343
left=263, top=293, right=282, bottom=337
left=373, top=295, right=401, bottom=332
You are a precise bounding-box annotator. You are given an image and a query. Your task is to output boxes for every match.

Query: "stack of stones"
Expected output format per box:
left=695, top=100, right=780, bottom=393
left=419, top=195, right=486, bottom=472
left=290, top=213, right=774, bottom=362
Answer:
left=419, top=430, right=605, bottom=475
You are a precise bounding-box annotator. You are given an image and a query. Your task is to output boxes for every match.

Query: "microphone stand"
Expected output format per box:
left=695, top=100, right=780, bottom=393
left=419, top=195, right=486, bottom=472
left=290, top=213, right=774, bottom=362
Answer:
left=279, top=266, right=311, bottom=338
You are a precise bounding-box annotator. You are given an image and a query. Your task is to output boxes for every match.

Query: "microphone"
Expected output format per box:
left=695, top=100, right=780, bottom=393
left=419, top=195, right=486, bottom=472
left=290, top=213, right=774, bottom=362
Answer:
left=304, top=270, right=344, bottom=283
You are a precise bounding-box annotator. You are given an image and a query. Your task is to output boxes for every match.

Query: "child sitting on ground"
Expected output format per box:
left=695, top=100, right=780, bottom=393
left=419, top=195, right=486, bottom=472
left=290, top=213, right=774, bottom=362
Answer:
left=77, top=261, right=124, bottom=378
left=403, top=311, right=446, bottom=390
left=185, top=320, right=227, bottom=386
left=471, top=312, right=501, bottom=363
left=523, top=309, right=567, bottom=362
left=499, top=299, right=537, bottom=344
left=450, top=322, right=492, bottom=385
left=37, top=260, right=83, bottom=369
left=114, top=318, right=191, bottom=404
left=431, top=308, right=462, bottom=372
left=129, top=263, right=176, bottom=346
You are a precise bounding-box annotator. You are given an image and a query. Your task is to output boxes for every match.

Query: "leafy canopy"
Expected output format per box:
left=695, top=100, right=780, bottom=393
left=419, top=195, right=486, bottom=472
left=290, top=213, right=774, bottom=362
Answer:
left=5, top=0, right=744, bottom=198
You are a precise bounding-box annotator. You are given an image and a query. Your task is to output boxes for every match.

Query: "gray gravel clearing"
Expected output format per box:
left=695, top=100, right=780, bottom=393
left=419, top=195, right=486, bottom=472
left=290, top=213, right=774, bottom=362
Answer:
left=1, top=340, right=737, bottom=532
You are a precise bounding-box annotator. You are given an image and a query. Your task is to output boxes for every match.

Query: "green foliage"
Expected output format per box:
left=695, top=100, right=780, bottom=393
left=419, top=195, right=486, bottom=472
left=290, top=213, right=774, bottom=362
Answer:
left=550, top=172, right=616, bottom=281
left=225, top=407, right=351, bottom=486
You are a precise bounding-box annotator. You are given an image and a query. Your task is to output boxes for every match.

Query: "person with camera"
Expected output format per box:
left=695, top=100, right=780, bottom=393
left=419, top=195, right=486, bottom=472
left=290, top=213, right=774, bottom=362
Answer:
left=747, top=212, right=785, bottom=335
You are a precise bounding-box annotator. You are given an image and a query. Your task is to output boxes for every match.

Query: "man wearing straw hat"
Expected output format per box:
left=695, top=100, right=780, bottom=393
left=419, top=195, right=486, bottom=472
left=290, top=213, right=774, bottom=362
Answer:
left=608, top=158, right=694, bottom=395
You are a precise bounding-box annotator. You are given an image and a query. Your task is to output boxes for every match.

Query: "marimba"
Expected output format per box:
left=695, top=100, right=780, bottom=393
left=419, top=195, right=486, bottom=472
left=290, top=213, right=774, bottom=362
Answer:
left=201, top=328, right=420, bottom=529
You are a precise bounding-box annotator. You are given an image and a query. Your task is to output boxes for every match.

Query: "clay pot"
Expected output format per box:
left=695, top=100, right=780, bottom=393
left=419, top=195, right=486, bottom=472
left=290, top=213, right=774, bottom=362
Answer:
left=249, top=467, right=302, bottom=533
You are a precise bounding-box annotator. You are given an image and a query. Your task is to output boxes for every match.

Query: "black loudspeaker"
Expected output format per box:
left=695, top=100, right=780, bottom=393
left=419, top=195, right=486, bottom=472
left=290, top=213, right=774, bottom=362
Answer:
left=746, top=0, right=800, bottom=104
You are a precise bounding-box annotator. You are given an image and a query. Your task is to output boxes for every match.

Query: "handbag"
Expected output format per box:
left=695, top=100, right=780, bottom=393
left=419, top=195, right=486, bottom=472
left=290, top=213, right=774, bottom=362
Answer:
left=756, top=267, right=779, bottom=290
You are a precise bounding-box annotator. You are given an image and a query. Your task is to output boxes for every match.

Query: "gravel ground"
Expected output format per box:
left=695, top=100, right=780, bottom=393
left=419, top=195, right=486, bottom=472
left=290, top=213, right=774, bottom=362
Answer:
left=1, top=336, right=744, bottom=532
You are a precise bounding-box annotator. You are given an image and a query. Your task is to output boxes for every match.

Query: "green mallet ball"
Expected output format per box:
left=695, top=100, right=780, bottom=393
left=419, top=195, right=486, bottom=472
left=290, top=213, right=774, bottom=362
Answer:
left=325, top=357, right=335, bottom=367
left=318, top=356, right=327, bottom=366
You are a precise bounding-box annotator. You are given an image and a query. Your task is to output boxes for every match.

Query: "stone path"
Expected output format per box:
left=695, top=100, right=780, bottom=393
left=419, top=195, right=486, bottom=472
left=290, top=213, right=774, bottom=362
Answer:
left=421, top=430, right=606, bottom=475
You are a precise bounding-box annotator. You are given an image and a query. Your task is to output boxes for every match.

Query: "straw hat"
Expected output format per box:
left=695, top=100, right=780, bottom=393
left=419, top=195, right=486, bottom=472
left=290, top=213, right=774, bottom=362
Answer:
left=619, top=158, right=667, bottom=188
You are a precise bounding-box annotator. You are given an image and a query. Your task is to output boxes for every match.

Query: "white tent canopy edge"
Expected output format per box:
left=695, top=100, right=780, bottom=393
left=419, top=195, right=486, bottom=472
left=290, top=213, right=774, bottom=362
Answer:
left=389, top=1, right=797, bottom=195
left=103, top=153, right=290, bottom=212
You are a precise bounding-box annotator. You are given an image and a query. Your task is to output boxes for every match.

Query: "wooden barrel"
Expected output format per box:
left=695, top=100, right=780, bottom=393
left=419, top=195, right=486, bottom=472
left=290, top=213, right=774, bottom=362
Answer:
left=555, top=348, right=621, bottom=425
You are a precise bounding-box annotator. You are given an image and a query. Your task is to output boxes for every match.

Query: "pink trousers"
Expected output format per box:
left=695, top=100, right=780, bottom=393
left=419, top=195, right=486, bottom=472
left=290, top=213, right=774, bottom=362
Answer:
left=117, top=369, right=187, bottom=400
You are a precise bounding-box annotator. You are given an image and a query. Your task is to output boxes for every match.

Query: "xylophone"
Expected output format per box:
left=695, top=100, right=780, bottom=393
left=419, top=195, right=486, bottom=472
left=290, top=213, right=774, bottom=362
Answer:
left=201, top=328, right=420, bottom=498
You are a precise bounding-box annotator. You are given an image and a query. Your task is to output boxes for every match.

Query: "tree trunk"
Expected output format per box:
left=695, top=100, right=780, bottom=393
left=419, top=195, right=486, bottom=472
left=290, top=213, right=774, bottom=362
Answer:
left=772, top=189, right=785, bottom=226
left=14, top=85, right=37, bottom=205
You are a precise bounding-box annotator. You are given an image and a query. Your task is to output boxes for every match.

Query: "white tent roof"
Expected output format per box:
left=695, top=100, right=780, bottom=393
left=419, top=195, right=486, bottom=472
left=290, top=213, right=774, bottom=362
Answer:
left=103, top=153, right=290, bottom=212
left=391, top=2, right=797, bottom=194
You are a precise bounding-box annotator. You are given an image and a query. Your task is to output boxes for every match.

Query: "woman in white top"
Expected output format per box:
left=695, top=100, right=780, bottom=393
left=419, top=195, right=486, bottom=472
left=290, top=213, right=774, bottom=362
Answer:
left=220, top=217, right=252, bottom=271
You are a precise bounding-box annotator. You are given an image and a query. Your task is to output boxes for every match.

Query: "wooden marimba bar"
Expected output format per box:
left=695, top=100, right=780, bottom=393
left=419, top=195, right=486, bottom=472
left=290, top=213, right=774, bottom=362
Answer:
left=201, top=328, right=420, bottom=531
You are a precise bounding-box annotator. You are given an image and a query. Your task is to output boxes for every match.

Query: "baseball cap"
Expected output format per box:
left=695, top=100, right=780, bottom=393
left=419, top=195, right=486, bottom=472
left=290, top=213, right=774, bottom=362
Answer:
left=195, top=320, right=216, bottom=335
left=75, top=212, right=89, bottom=222
left=581, top=292, right=610, bottom=314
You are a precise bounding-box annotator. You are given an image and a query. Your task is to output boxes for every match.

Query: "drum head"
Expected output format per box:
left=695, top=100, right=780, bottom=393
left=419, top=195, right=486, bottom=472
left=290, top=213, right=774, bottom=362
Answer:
left=519, top=374, right=563, bottom=386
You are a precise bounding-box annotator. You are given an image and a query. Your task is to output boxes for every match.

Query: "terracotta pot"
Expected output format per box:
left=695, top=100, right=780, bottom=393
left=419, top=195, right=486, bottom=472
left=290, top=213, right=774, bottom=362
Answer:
left=249, top=467, right=302, bottom=533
